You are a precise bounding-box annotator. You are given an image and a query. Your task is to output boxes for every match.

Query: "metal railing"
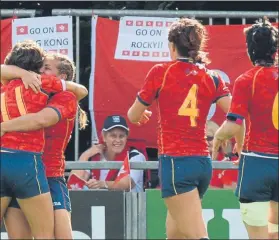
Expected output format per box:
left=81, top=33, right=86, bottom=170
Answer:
left=65, top=160, right=238, bottom=170
left=51, top=9, right=279, bottom=25
left=1, top=9, right=40, bottom=17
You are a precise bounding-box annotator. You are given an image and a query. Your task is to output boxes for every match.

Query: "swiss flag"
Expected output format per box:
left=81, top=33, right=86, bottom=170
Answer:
left=152, top=52, right=160, bottom=57
left=136, top=21, right=143, bottom=26
left=132, top=51, right=140, bottom=56
left=122, top=50, right=130, bottom=56
left=146, top=21, right=154, bottom=27
left=114, top=153, right=130, bottom=185
left=156, top=21, right=163, bottom=27
left=162, top=52, right=169, bottom=57
left=67, top=173, right=87, bottom=190
left=126, top=20, right=133, bottom=26
left=16, top=26, right=28, bottom=35
left=166, top=22, right=173, bottom=27
left=142, top=51, right=150, bottom=57
left=56, top=23, right=68, bottom=32
left=59, top=49, right=68, bottom=55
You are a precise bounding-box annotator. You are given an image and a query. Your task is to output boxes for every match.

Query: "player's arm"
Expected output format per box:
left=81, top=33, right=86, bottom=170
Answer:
left=41, top=75, right=88, bottom=100
left=212, top=77, right=249, bottom=159
left=0, top=64, right=41, bottom=91
left=216, top=96, right=232, bottom=113
left=0, top=92, right=77, bottom=135
left=0, top=108, right=60, bottom=134
left=212, top=74, right=232, bottom=113
left=0, top=65, right=87, bottom=100
left=64, top=81, right=88, bottom=101
left=70, top=144, right=105, bottom=180
left=105, top=176, right=136, bottom=191
left=127, top=65, right=163, bottom=124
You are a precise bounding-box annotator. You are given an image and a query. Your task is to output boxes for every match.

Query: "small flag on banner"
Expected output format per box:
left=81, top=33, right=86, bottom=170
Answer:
left=48, top=49, right=58, bottom=53
left=152, top=52, right=160, bottom=57
left=56, top=23, right=68, bottom=32
left=142, top=51, right=150, bottom=57
left=162, top=52, right=169, bottom=57
left=132, top=51, right=140, bottom=56
left=136, top=21, right=143, bottom=26
left=166, top=22, right=173, bottom=27
left=122, top=50, right=130, bottom=56
left=156, top=21, right=163, bottom=27
left=114, top=152, right=131, bottom=190
left=146, top=21, right=154, bottom=27
left=16, top=26, right=28, bottom=35
left=126, top=20, right=133, bottom=26
left=59, top=49, right=68, bottom=55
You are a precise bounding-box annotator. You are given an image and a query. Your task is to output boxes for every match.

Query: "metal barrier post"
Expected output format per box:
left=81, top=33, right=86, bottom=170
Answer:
left=125, top=192, right=132, bottom=239
left=138, top=192, right=147, bottom=239
left=74, top=15, right=80, bottom=161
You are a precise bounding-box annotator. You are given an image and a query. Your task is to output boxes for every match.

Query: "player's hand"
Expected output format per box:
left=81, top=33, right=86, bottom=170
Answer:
left=233, top=159, right=240, bottom=166
left=0, top=123, right=6, bottom=137
left=89, top=144, right=105, bottom=155
left=86, top=179, right=105, bottom=189
left=22, top=71, right=42, bottom=93
left=0, top=128, right=5, bottom=137
left=212, top=137, right=223, bottom=160
left=137, top=110, right=152, bottom=126
left=232, top=142, right=242, bottom=158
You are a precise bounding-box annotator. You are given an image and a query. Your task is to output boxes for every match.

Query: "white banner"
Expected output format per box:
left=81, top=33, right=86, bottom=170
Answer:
left=12, top=16, right=73, bottom=59
left=115, top=16, right=178, bottom=62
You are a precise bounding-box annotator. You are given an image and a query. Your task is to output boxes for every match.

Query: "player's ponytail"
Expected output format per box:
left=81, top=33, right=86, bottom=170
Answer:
left=168, top=18, right=210, bottom=64
left=78, top=105, right=88, bottom=130
left=244, top=17, right=278, bottom=66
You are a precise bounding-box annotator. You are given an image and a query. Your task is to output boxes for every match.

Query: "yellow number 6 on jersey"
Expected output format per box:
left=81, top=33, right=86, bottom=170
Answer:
left=272, top=92, right=278, bottom=130
left=178, top=84, right=199, bottom=127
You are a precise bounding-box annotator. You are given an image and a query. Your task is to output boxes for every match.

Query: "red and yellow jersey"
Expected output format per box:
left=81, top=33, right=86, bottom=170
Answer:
left=43, top=91, right=77, bottom=177
left=138, top=59, right=230, bottom=156
left=227, top=66, right=278, bottom=155
left=0, top=75, right=64, bottom=153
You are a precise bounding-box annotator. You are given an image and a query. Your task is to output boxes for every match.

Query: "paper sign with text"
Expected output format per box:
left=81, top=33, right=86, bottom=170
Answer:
left=12, top=16, right=73, bottom=59
left=115, top=16, right=178, bottom=62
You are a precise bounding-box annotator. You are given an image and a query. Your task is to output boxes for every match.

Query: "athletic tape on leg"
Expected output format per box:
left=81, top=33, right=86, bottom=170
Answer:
left=268, top=222, right=279, bottom=233
left=240, top=202, right=269, bottom=226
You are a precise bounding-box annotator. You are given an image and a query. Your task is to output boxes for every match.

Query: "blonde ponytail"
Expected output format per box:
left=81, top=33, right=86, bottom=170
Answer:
left=78, top=105, right=88, bottom=130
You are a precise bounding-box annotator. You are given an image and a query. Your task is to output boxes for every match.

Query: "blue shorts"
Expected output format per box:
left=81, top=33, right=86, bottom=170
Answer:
left=235, top=152, right=279, bottom=202
left=9, top=177, right=71, bottom=212
left=0, top=149, right=49, bottom=199
left=159, top=155, right=212, bottom=198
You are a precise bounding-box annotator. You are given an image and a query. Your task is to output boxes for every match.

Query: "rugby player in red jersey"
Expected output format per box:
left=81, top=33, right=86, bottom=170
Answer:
left=0, top=40, right=65, bottom=239
left=1, top=52, right=88, bottom=239
left=212, top=19, right=278, bottom=239
left=127, top=18, right=234, bottom=239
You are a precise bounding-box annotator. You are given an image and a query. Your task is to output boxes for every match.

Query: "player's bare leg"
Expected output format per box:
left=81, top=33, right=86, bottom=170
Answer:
left=244, top=223, right=268, bottom=239
left=268, top=201, right=278, bottom=239
left=164, top=188, right=208, bottom=239
left=17, top=193, right=54, bottom=239
left=4, top=207, right=32, bottom=239
left=165, top=210, right=185, bottom=239
left=0, top=197, right=11, bottom=223
left=54, top=209, right=73, bottom=239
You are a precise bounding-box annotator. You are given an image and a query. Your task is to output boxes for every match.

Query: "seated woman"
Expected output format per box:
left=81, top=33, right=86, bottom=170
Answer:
left=69, top=115, right=146, bottom=192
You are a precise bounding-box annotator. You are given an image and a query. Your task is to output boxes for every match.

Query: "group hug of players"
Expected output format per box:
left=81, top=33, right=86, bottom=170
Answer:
left=0, top=17, right=278, bottom=240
